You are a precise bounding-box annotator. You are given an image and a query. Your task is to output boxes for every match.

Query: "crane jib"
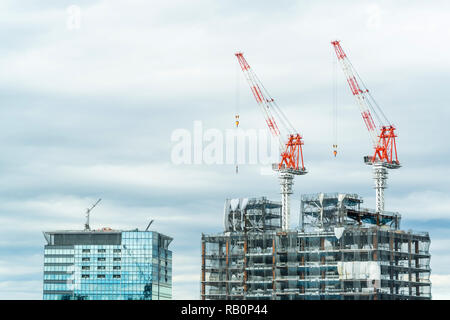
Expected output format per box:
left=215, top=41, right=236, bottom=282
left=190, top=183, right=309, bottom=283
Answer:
left=252, top=85, right=264, bottom=103
left=331, top=40, right=399, bottom=166
left=234, top=52, right=306, bottom=171
left=362, top=111, right=376, bottom=132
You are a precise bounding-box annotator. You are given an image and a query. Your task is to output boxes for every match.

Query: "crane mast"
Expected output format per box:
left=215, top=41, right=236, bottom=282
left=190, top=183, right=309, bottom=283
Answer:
left=235, top=52, right=307, bottom=230
left=331, top=40, right=400, bottom=213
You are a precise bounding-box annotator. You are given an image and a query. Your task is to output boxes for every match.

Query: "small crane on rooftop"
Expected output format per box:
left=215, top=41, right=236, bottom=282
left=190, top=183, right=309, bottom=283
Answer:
left=84, top=198, right=102, bottom=231
left=145, top=219, right=154, bottom=231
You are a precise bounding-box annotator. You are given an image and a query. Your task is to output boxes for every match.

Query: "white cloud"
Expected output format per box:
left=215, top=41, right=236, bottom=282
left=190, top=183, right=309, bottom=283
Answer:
left=0, top=264, right=40, bottom=278
left=0, top=281, right=41, bottom=300
left=0, top=0, right=449, bottom=300
left=431, top=274, right=450, bottom=300
left=389, top=191, right=450, bottom=220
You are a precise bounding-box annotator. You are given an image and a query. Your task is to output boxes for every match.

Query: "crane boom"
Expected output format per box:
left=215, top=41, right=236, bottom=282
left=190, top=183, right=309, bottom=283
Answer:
left=331, top=40, right=400, bottom=214
left=235, top=52, right=306, bottom=173
left=331, top=41, right=378, bottom=147
left=84, top=198, right=102, bottom=231
left=236, top=53, right=283, bottom=142
left=331, top=41, right=400, bottom=167
left=235, top=52, right=307, bottom=230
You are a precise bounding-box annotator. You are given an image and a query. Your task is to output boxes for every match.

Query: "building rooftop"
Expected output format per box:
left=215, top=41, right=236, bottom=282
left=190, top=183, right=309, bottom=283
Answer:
left=43, top=228, right=173, bottom=247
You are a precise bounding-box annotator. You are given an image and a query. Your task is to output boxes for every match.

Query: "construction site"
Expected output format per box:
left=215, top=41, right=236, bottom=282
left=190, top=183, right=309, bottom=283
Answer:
left=200, top=42, right=431, bottom=300
left=201, top=194, right=431, bottom=300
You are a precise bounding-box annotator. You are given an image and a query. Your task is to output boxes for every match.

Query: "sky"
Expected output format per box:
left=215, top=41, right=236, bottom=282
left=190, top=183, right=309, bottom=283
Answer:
left=0, top=0, right=449, bottom=299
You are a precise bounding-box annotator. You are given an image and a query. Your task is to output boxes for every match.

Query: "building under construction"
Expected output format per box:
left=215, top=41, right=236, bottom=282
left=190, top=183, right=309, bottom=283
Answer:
left=201, top=194, right=431, bottom=300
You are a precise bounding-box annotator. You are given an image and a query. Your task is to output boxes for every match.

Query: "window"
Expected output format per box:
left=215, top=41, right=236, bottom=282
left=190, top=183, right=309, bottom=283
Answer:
left=97, top=266, right=106, bottom=270
left=97, top=275, right=106, bottom=279
left=98, top=249, right=106, bottom=253
left=113, top=275, right=121, bottom=278
left=82, top=266, right=90, bottom=270
left=82, top=249, right=90, bottom=253
left=81, top=274, right=90, bottom=278
left=113, top=249, right=121, bottom=253
left=113, top=257, right=121, bottom=262
left=113, top=266, right=121, bottom=270
left=98, top=257, right=106, bottom=262
left=82, top=257, right=90, bottom=261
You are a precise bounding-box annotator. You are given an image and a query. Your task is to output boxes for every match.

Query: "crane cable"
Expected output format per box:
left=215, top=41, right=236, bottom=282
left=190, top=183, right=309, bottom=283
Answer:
left=347, top=57, right=390, bottom=126
left=253, top=71, right=296, bottom=136
left=333, top=48, right=338, bottom=157
left=235, top=60, right=240, bottom=174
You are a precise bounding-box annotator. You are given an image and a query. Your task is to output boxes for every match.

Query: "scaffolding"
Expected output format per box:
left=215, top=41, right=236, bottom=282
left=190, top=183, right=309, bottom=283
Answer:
left=201, top=194, right=431, bottom=300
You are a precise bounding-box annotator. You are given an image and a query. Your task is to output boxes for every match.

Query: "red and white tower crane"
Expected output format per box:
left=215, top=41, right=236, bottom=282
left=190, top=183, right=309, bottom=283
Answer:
left=331, top=40, right=400, bottom=214
left=235, top=52, right=307, bottom=230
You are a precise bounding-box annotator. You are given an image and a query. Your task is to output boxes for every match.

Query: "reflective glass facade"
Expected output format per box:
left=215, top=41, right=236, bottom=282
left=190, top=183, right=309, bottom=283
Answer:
left=43, top=230, right=172, bottom=300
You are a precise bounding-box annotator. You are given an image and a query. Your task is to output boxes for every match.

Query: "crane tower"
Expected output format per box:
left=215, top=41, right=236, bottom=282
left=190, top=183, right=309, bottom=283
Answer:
left=331, top=40, right=400, bottom=213
left=235, top=52, right=307, bottom=231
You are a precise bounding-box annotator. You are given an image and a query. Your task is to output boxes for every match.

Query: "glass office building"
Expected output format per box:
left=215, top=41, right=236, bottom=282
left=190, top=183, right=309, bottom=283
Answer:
left=43, top=229, right=172, bottom=300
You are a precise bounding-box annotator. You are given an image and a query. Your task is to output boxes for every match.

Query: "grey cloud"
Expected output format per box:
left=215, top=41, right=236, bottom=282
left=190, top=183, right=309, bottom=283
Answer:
left=0, top=0, right=449, bottom=299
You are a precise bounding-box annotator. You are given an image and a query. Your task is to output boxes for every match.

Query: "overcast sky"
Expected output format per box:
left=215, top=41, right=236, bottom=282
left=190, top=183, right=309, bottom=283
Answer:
left=0, top=0, right=449, bottom=299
